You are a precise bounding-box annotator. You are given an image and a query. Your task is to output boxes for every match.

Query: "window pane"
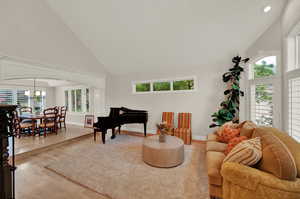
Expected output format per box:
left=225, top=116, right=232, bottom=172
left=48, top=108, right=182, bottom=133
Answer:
left=289, top=77, right=300, bottom=142
left=0, top=89, right=13, bottom=105
left=251, top=84, right=273, bottom=126
left=86, top=88, right=89, bottom=112
left=33, top=90, right=46, bottom=112
left=153, top=82, right=171, bottom=91
left=253, top=56, right=276, bottom=79
left=71, top=90, right=75, bottom=112
left=173, top=80, right=194, bottom=91
left=64, top=90, right=69, bottom=111
left=17, top=90, right=29, bottom=107
left=76, top=89, right=82, bottom=112
left=136, top=83, right=151, bottom=92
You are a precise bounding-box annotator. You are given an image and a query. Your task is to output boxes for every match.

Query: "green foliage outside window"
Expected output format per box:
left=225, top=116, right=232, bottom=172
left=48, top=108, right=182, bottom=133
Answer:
left=76, top=89, right=82, bottom=112
left=136, top=83, right=151, bottom=92
left=254, top=60, right=275, bottom=78
left=153, top=82, right=170, bottom=91
left=173, top=80, right=194, bottom=90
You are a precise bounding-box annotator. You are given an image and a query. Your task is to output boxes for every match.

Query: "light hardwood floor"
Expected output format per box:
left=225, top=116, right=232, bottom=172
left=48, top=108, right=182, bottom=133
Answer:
left=15, top=134, right=206, bottom=199
left=16, top=135, right=108, bottom=199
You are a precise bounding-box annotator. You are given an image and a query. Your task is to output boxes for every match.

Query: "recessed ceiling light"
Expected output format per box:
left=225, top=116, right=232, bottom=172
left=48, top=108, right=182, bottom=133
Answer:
left=264, top=5, right=272, bottom=13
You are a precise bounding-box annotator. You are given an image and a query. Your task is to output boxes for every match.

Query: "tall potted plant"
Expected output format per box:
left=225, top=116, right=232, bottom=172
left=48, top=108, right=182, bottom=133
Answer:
left=209, top=56, right=249, bottom=128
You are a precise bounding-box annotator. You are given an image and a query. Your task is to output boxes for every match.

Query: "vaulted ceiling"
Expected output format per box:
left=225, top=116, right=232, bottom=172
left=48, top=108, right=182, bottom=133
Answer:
left=45, top=0, right=286, bottom=76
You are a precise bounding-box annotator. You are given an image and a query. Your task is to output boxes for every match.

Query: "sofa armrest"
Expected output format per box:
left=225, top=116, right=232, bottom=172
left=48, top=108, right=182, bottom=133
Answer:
left=221, top=162, right=300, bottom=193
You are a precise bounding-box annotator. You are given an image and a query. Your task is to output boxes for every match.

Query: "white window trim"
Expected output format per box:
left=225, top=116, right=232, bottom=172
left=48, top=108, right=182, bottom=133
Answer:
left=245, top=52, right=282, bottom=129
left=65, top=86, right=91, bottom=114
left=132, top=76, right=198, bottom=94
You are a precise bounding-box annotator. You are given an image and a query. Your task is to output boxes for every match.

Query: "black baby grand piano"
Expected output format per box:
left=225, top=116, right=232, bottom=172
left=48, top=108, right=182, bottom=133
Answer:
left=93, top=107, right=148, bottom=144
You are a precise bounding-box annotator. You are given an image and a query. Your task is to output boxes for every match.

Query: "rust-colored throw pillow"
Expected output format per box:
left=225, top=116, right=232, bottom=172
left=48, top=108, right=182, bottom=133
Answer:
left=217, top=126, right=240, bottom=143
left=239, top=121, right=257, bottom=138
left=224, top=136, right=248, bottom=155
left=252, top=128, right=297, bottom=181
left=223, top=137, right=262, bottom=166
left=217, top=121, right=239, bottom=136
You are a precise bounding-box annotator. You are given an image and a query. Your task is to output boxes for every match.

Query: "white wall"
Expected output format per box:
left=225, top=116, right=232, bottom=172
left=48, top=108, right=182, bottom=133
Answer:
left=107, top=62, right=233, bottom=140
left=0, top=0, right=106, bottom=77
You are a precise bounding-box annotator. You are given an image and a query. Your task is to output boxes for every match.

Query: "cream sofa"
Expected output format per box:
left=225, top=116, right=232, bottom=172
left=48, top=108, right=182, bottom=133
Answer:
left=206, top=124, right=300, bottom=199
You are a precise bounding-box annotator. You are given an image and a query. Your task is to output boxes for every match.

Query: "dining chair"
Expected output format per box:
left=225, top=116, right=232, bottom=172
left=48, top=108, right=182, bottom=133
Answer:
left=12, top=111, right=34, bottom=138
left=58, top=106, right=67, bottom=129
left=157, top=112, right=174, bottom=135
left=174, top=113, right=192, bottom=145
left=19, top=106, right=35, bottom=124
left=39, top=108, right=59, bottom=136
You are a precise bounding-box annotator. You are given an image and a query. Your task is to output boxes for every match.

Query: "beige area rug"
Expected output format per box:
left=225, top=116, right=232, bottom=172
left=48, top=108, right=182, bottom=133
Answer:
left=46, top=135, right=209, bottom=199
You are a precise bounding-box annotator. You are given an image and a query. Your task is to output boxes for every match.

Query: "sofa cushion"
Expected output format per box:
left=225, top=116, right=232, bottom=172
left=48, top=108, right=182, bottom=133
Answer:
left=206, top=141, right=227, bottom=152
left=207, top=133, right=218, bottom=141
left=264, top=127, right=300, bottom=178
left=252, top=128, right=297, bottom=181
left=240, top=121, right=257, bottom=138
left=223, top=137, right=262, bottom=166
left=224, top=136, right=248, bottom=155
left=217, top=127, right=240, bottom=143
left=206, top=151, right=226, bottom=186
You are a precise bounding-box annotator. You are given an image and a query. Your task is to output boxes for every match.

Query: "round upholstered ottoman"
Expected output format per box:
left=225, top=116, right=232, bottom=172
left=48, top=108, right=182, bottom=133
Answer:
left=142, top=135, right=184, bottom=168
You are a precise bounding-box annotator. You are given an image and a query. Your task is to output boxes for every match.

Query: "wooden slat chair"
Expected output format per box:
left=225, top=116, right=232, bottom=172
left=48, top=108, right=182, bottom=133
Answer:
left=19, top=106, right=36, bottom=124
left=58, top=106, right=67, bottom=129
left=39, top=108, right=58, bottom=136
left=157, top=112, right=174, bottom=135
left=174, top=113, right=192, bottom=145
left=12, top=111, right=34, bottom=138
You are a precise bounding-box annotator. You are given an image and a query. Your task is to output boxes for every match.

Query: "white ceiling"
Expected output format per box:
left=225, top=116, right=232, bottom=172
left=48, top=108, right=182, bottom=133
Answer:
left=45, top=0, right=286, bottom=76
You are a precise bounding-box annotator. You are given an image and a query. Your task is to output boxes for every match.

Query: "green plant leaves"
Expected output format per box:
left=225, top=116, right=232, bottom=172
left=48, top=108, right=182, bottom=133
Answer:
left=210, top=56, right=249, bottom=128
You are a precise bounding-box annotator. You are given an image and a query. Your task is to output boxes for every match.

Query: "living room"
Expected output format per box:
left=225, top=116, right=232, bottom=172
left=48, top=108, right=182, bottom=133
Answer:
left=0, top=0, right=300, bottom=199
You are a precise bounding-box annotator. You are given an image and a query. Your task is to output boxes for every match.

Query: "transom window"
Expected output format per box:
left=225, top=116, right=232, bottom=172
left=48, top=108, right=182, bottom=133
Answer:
left=133, top=77, right=196, bottom=94
left=249, top=56, right=277, bottom=79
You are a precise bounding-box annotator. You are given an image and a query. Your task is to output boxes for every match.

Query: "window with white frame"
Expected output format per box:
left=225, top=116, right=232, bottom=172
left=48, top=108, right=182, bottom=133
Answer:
left=0, top=88, right=46, bottom=111
left=248, top=56, right=280, bottom=127
left=65, top=88, right=90, bottom=113
left=133, top=77, right=196, bottom=93
left=287, top=35, right=300, bottom=72
left=289, top=77, right=300, bottom=142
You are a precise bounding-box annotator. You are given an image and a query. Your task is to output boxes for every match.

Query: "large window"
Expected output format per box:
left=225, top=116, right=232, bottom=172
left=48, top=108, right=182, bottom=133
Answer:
left=133, top=77, right=196, bottom=93
left=65, top=87, right=90, bottom=113
left=248, top=56, right=280, bottom=127
left=0, top=88, right=46, bottom=111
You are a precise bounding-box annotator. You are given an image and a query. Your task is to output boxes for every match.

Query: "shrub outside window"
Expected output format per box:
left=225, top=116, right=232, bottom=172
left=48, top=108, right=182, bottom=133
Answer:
left=135, top=83, right=151, bottom=92
left=173, top=80, right=194, bottom=91
left=153, top=82, right=171, bottom=91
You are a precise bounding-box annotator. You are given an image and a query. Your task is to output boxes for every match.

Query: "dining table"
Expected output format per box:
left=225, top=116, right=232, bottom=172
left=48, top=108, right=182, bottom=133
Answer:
left=19, top=113, right=44, bottom=135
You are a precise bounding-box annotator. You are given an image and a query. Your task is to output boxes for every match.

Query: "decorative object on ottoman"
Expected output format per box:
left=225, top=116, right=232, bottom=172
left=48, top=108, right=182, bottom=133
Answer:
left=223, top=137, right=262, bottom=166
left=157, top=112, right=174, bottom=135
left=156, top=122, right=173, bottom=143
left=174, top=113, right=192, bottom=145
left=224, top=136, right=248, bottom=155
left=209, top=56, right=250, bottom=128
left=142, top=135, right=184, bottom=168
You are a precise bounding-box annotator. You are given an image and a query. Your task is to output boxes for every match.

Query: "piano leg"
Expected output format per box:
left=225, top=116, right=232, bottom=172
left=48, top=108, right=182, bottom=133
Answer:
left=118, top=125, right=121, bottom=134
left=94, top=128, right=97, bottom=141
left=111, top=128, right=116, bottom=139
left=102, top=130, right=106, bottom=144
left=144, top=123, right=147, bottom=137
